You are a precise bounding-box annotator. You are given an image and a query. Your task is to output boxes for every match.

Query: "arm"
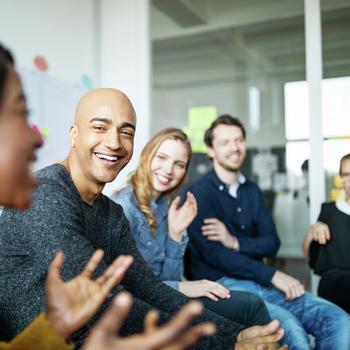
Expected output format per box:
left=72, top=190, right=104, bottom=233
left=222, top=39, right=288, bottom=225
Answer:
left=0, top=249, right=133, bottom=350
left=83, top=293, right=216, bottom=350
left=115, top=192, right=187, bottom=283
left=0, top=179, right=110, bottom=343
left=113, top=214, right=244, bottom=350
left=189, top=187, right=276, bottom=286
left=303, top=221, right=330, bottom=257
left=0, top=313, right=73, bottom=350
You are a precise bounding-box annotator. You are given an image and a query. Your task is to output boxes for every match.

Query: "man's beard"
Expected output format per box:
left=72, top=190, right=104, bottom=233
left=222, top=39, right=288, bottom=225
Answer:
left=217, top=157, right=241, bottom=173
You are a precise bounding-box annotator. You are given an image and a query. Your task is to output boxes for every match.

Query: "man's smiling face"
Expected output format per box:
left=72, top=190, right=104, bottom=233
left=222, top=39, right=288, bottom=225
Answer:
left=70, top=89, right=136, bottom=186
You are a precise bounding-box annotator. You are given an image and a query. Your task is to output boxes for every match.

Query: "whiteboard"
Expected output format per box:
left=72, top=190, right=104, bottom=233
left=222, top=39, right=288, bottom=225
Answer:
left=19, top=68, right=87, bottom=171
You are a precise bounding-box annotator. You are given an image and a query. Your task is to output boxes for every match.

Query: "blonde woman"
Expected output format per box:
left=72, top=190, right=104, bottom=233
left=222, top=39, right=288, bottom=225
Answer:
left=112, top=128, right=271, bottom=327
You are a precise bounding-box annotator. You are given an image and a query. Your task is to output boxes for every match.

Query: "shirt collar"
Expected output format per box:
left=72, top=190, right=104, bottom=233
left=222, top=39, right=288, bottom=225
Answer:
left=209, top=168, right=246, bottom=195
left=336, top=194, right=350, bottom=215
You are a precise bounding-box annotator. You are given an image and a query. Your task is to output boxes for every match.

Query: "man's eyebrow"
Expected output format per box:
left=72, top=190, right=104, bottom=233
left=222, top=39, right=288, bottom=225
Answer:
left=89, top=117, right=112, bottom=124
left=120, top=122, right=136, bottom=130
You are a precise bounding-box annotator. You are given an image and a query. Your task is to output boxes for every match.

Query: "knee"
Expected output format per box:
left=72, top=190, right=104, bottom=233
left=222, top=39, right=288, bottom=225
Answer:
left=241, top=292, right=270, bottom=320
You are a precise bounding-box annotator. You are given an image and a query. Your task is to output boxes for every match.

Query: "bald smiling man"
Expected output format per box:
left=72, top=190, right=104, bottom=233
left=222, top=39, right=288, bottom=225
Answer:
left=0, top=89, right=283, bottom=350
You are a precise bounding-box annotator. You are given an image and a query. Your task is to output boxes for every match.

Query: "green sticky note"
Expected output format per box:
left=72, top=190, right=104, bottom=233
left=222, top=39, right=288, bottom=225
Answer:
left=186, top=106, right=217, bottom=153
left=41, top=127, right=49, bottom=137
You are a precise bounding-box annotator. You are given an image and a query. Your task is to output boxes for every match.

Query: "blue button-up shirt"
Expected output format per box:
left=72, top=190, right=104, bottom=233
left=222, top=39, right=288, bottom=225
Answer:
left=187, top=169, right=280, bottom=287
left=111, top=186, right=188, bottom=290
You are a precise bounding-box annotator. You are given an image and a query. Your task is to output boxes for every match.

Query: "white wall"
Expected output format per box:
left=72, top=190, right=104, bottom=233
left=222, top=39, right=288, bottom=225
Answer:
left=0, top=0, right=97, bottom=86
left=152, top=76, right=286, bottom=148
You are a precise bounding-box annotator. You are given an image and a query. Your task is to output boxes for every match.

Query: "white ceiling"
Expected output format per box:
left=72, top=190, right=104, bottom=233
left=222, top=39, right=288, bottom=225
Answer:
left=151, top=0, right=350, bottom=88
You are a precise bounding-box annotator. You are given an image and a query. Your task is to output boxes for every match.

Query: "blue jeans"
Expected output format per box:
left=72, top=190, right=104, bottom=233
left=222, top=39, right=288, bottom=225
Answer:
left=217, top=276, right=350, bottom=350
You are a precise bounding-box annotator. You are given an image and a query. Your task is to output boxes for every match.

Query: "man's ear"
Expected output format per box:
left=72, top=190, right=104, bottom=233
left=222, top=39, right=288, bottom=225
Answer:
left=70, top=125, right=78, bottom=147
left=207, top=146, right=215, bottom=159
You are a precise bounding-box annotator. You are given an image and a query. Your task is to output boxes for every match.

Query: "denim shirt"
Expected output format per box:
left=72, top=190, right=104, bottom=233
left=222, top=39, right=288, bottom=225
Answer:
left=111, top=186, right=188, bottom=290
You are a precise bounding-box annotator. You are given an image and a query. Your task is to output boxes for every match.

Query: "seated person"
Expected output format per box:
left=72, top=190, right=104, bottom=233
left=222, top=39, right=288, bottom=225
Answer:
left=0, top=85, right=285, bottom=349
left=0, top=42, right=214, bottom=350
left=185, top=114, right=350, bottom=350
left=304, top=153, right=350, bottom=313
left=112, top=127, right=272, bottom=328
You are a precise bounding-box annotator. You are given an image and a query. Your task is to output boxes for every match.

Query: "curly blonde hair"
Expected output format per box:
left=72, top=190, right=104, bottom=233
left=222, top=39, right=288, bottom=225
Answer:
left=130, top=128, right=192, bottom=231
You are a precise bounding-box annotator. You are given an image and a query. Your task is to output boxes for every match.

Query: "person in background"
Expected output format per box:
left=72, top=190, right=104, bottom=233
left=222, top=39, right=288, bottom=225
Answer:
left=185, top=114, right=350, bottom=350
left=0, top=42, right=215, bottom=350
left=303, top=153, right=350, bottom=313
left=112, top=127, right=274, bottom=329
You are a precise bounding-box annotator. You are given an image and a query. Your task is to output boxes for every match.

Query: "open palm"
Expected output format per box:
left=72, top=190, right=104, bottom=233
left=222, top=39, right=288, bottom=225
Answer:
left=46, top=250, right=133, bottom=340
left=83, top=293, right=215, bottom=350
left=168, top=192, right=197, bottom=241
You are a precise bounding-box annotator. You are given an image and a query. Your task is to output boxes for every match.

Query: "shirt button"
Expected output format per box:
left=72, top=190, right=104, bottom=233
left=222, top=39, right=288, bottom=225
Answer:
left=161, top=253, right=165, bottom=257
left=147, top=242, right=152, bottom=246
left=237, top=207, right=242, bottom=212
left=219, top=185, right=224, bottom=191
left=241, top=225, right=245, bottom=230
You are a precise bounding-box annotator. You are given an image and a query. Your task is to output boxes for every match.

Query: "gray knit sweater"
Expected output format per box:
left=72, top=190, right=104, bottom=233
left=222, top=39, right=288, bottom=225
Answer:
left=0, top=164, right=242, bottom=349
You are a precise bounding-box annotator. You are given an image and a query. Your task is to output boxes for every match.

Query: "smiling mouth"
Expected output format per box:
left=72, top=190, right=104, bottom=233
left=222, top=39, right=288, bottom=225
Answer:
left=155, top=173, right=172, bottom=185
left=94, top=152, right=120, bottom=163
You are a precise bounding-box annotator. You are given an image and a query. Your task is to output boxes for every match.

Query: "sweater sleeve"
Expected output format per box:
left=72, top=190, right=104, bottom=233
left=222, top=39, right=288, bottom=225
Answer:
left=112, top=213, right=244, bottom=350
left=0, top=178, right=107, bottom=344
left=188, top=185, right=276, bottom=286
left=0, top=313, right=74, bottom=350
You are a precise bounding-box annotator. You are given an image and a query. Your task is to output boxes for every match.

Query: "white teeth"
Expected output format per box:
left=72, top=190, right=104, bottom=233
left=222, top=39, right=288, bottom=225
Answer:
left=95, top=153, right=118, bottom=161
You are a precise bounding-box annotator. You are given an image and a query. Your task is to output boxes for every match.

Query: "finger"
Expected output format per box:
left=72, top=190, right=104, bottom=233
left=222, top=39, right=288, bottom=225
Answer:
left=256, top=345, right=268, bottom=350
left=187, top=192, right=198, bottom=210
left=203, top=218, right=218, bottom=224
left=201, top=224, right=217, bottom=232
left=202, top=231, right=219, bottom=237
left=206, top=236, right=221, bottom=241
left=93, top=292, right=133, bottom=335
left=81, top=249, right=104, bottom=278
left=239, top=320, right=281, bottom=341
left=204, top=281, right=230, bottom=298
left=169, top=323, right=216, bottom=350
left=98, top=256, right=134, bottom=298
left=250, top=331, right=284, bottom=345
left=170, top=196, right=181, bottom=211
left=96, top=255, right=133, bottom=285
left=141, top=301, right=205, bottom=349
left=295, top=284, right=305, bottom=298
left=144, top=309, right=159, bottom=332
left=205, top=281, right=230, bottom=294
left=46, top=252, right=65, bottom=289
left=324, top=226, right=331, bottom=240
left=205, top=292, right=219, bottom=301
left=318, top=231, right=327, bottom=245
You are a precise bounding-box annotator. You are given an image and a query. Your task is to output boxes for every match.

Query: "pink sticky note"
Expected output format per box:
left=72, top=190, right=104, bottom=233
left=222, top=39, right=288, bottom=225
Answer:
left=33, top=55, right=49, bottom=72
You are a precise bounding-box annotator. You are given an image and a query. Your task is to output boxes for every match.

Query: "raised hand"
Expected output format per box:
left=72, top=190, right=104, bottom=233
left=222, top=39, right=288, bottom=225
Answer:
left=168, top=192, right=197, bottom=242
left=236, top=320, right=288, bottom=350
left=308, top=221, right=331, bottom=245
left=46, top=250, right=133, bottom=341
left=202, top=218, right=239, bottom=250
left=271, top=271, right=305, bottom=300
left=83, top=293, right=216, bottom=350
left=179, top=280, right=231, bottom=301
